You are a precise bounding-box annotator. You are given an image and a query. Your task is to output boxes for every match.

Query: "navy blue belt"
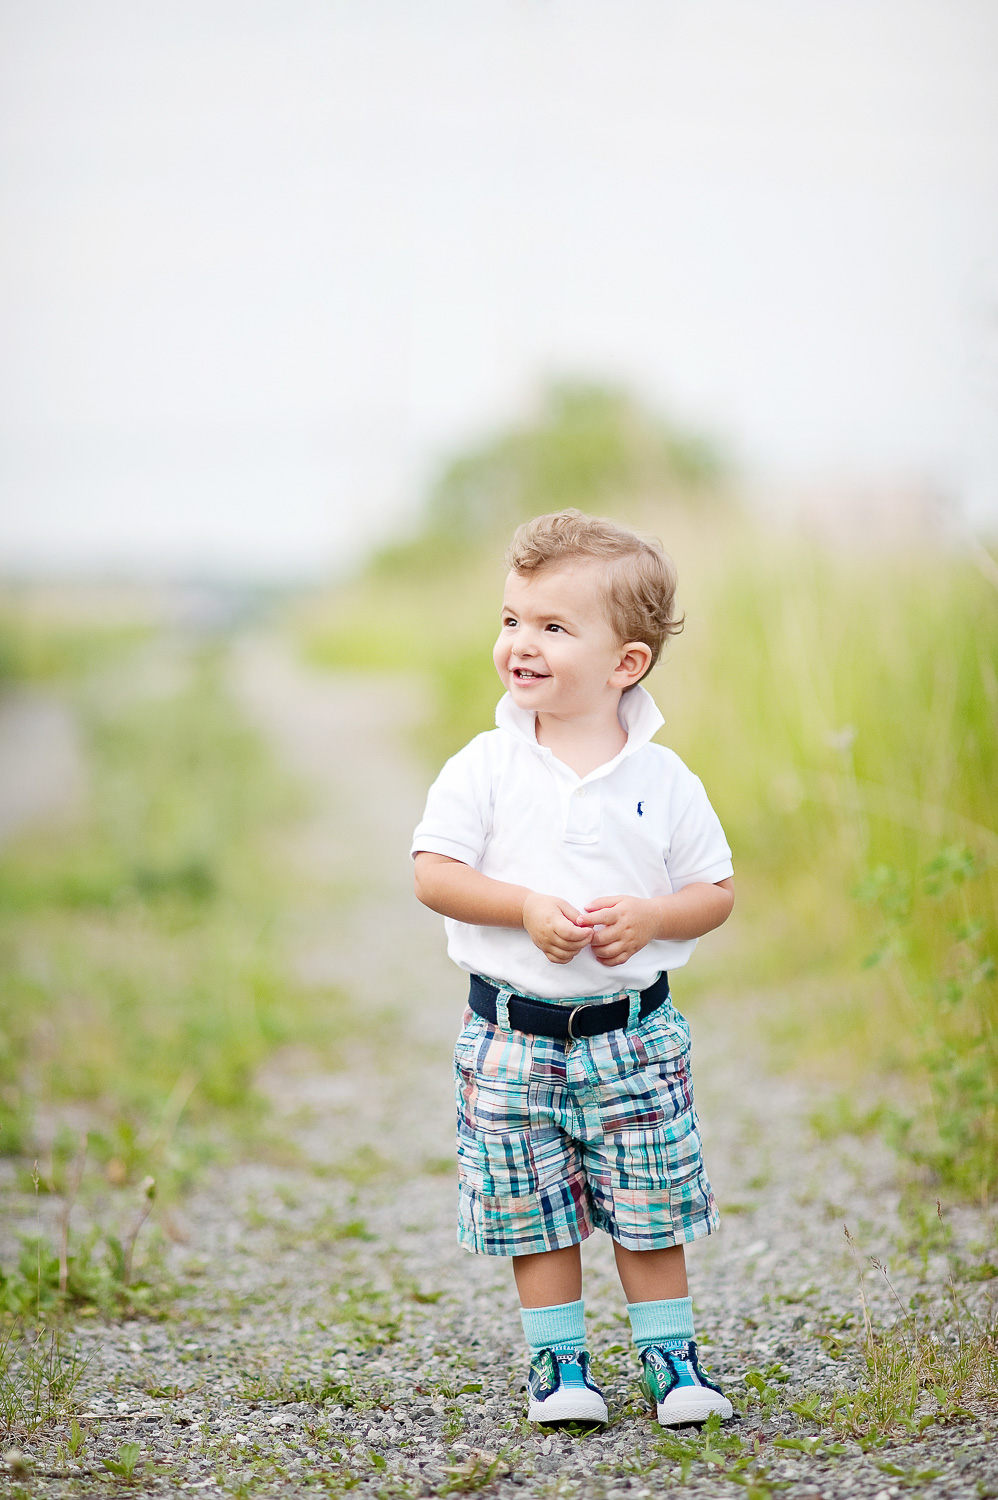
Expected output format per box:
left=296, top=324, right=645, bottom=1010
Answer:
left=468, top=972, right=670, bottom=1042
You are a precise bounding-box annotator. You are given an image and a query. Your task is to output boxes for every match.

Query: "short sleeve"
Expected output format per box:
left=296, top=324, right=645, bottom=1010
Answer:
left=666, top=776, right=733, bottom=890
left=410, top=735, right=495, bottom=867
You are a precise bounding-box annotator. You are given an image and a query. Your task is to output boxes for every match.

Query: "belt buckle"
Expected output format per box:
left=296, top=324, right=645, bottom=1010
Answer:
left=566, top=1002, right=596, bottom=1041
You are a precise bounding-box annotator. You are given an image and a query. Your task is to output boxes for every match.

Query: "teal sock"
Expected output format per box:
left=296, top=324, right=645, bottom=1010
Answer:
left=627, top=1296, right=695, bottom=1354
left=519, top=1299, right=586, bottom=1359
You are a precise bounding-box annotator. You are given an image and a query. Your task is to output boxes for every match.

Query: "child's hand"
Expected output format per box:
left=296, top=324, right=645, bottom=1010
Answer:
left=578, top=895, right=662, bottom=966
left=522, top=893, right=594, bottom=965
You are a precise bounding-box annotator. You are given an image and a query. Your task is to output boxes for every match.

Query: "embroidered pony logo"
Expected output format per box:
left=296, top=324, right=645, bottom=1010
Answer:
left=637, top=801, right=644, bottom=817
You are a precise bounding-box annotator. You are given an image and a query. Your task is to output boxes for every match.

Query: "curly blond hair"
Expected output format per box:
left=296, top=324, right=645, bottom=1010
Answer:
left=505, top=509, right=683, bottom=674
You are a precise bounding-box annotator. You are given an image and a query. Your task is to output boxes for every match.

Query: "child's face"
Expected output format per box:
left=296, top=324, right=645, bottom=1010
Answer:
left=493, top=562, right=633, bottom=720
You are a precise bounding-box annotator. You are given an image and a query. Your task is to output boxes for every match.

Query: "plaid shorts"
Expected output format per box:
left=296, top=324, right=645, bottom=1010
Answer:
left=453, top=992, right=719, bottom=1257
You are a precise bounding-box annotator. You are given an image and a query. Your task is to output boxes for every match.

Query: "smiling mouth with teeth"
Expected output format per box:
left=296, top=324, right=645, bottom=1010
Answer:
left=513, top=668, right=549, bottom=679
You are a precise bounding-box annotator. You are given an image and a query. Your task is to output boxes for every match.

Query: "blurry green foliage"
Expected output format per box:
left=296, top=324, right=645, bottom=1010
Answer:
left=664, top=538, right=997, bottom=1199
left=858, top=849, right=997, bottom=1202
left=372, top=380, right=725, bottom=575
left=0, top=644, right=344, bottom=1174
left=0, top=601, right=147, bottom=688
left=0, top=1228, right=171, bottom=1320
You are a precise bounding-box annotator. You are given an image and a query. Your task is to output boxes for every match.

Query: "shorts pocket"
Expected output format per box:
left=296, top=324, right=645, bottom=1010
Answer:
left=453, top=1010, right=487, bottom=1069
left=609, top=1109, right=704, bottom=1192
left=455, top=1073, right=538, bottom=1200
left=456, top=1119, right=538, bottom=1199
left=596, top=1030, right=693, bottom=1133
left=636, top=1003, right=691, bottom=1061
left=598, top=1110, right=716, bottom=1248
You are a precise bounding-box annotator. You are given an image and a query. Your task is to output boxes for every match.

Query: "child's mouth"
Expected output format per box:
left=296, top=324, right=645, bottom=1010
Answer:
left=513, top=668, right=549, bottom=680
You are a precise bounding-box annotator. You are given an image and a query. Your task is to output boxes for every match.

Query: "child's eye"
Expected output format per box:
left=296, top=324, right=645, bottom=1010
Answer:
left=502, top=616, right=517, bottom=628
left=545, top=623, right=564, bottom=633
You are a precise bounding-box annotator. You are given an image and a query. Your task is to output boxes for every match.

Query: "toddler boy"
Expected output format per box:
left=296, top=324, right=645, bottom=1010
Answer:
left=411, top=509, right=734, bottom=1427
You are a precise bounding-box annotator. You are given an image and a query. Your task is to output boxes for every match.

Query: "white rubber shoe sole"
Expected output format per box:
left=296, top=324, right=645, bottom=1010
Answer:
left=655, top=1386, right=733, bottom=1426
left=528, top=1386, right=609, bottom=1425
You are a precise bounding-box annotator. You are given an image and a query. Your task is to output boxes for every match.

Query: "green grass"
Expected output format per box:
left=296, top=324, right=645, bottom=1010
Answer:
left=664, top=531, right=997, bottom=1200
left=0, top=1325, right=91, bottom=1439
left=784, top=1274, right=998, bottom=1442
left=298, top=509, right=998, bottom=1201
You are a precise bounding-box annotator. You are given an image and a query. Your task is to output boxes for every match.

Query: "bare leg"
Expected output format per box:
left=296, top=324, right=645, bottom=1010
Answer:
left=612, top=1242, right=688, bottom=1303
left=512, top=1245, right=583, bottom=1308
left=514, top=1244, right=608, bottom=1423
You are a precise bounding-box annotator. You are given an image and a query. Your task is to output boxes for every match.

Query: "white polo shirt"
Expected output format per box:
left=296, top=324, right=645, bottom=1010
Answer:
left=411, top=685, right=732, bottom=1001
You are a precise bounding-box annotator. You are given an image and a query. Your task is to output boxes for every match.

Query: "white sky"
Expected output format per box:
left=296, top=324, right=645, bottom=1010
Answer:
left=1, top=0, right=997, bottom=577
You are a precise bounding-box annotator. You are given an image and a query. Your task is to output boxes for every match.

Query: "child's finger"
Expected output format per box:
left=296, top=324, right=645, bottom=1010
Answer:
left=582, top=897, right=619, bottom=916
left=594, top=945, right=627, bottom=964
left=578, top=910, right=617, bottom=931
left=550, top=942, right=585, bottom=960
left=555, top=916, right=592, bottom=942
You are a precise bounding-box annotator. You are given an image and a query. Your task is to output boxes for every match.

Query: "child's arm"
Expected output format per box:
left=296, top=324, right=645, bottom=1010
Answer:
left=413, top=852, right=594, bottom=965
left=577, top=880, right=734, bottom=968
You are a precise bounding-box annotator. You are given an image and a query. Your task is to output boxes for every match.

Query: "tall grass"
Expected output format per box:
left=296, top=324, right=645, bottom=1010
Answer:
left=299, top=471, right=997, bottom=1199
left=662, top=528, right=997, bottom=1199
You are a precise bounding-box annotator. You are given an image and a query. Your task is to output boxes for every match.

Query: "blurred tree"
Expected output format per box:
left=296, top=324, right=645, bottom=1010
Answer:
left=373, top=381, right=725, bottom=575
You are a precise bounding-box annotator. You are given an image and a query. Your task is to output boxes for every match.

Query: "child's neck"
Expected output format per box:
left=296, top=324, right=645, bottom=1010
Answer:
left=534, top=699, right=627, bottom=779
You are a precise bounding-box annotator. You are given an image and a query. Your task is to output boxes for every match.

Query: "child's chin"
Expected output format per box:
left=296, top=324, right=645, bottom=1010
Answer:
left=510, top=682, right=549, bottom=704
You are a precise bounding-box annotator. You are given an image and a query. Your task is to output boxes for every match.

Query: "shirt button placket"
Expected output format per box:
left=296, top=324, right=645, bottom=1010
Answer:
left=564, top=781, right=602, bottom=843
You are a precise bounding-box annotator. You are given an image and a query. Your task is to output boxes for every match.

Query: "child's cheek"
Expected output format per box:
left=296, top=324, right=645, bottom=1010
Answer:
left=492, top=640, right=508, bottom=679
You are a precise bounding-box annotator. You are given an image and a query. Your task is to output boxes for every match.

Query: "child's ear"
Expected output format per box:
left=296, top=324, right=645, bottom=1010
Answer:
left=614, top=641, right=653, bottom=686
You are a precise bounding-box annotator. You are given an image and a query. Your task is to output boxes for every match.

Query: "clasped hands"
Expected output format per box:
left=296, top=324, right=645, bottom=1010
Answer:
left=521, top=891, right=663, bottom=968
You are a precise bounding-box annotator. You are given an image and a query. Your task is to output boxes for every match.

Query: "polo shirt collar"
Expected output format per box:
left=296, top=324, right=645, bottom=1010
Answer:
left=494, top=684, right=664, bottom=776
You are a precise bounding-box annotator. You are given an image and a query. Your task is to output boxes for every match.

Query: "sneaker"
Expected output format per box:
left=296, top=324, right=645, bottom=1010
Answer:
left=527, top=1349, right=608, bottom=1425
left=639, top=1341, right=733, bottom=1425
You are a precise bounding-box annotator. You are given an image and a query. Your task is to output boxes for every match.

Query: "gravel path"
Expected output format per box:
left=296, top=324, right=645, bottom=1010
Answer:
left=4, top=641, right=996, bottom=1499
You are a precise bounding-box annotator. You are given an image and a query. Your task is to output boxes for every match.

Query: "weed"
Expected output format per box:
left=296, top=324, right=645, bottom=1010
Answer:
left=327, top=1281, right=403, bottom=1348
left=440, top=1447, right=508, bottom=1494
left=875, top=1457, right=945, bottom=1487
left=102, top=1439, right=141, bottom=1479
left=121, top=1175, right=157, bottom=1286
left=812, top=1310, right=860, bottom=1361
left=440, top=1403, right=465, bottom=1442
left=0, top=1324, right=91, bottom=1438
left=248, top=1373, right=362, bottom=1406
left=654, top=1413, right=784, bottom=1494
left=434, top=1378, right=485, bottom=1399
left=788, top=1234, right=998, bottom=1441
left=772, top=1434, right=848, bottom=1458
left=0, top=1217, right=174, bottom=1319
left=735, top=1365, right=790, bottom=1418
